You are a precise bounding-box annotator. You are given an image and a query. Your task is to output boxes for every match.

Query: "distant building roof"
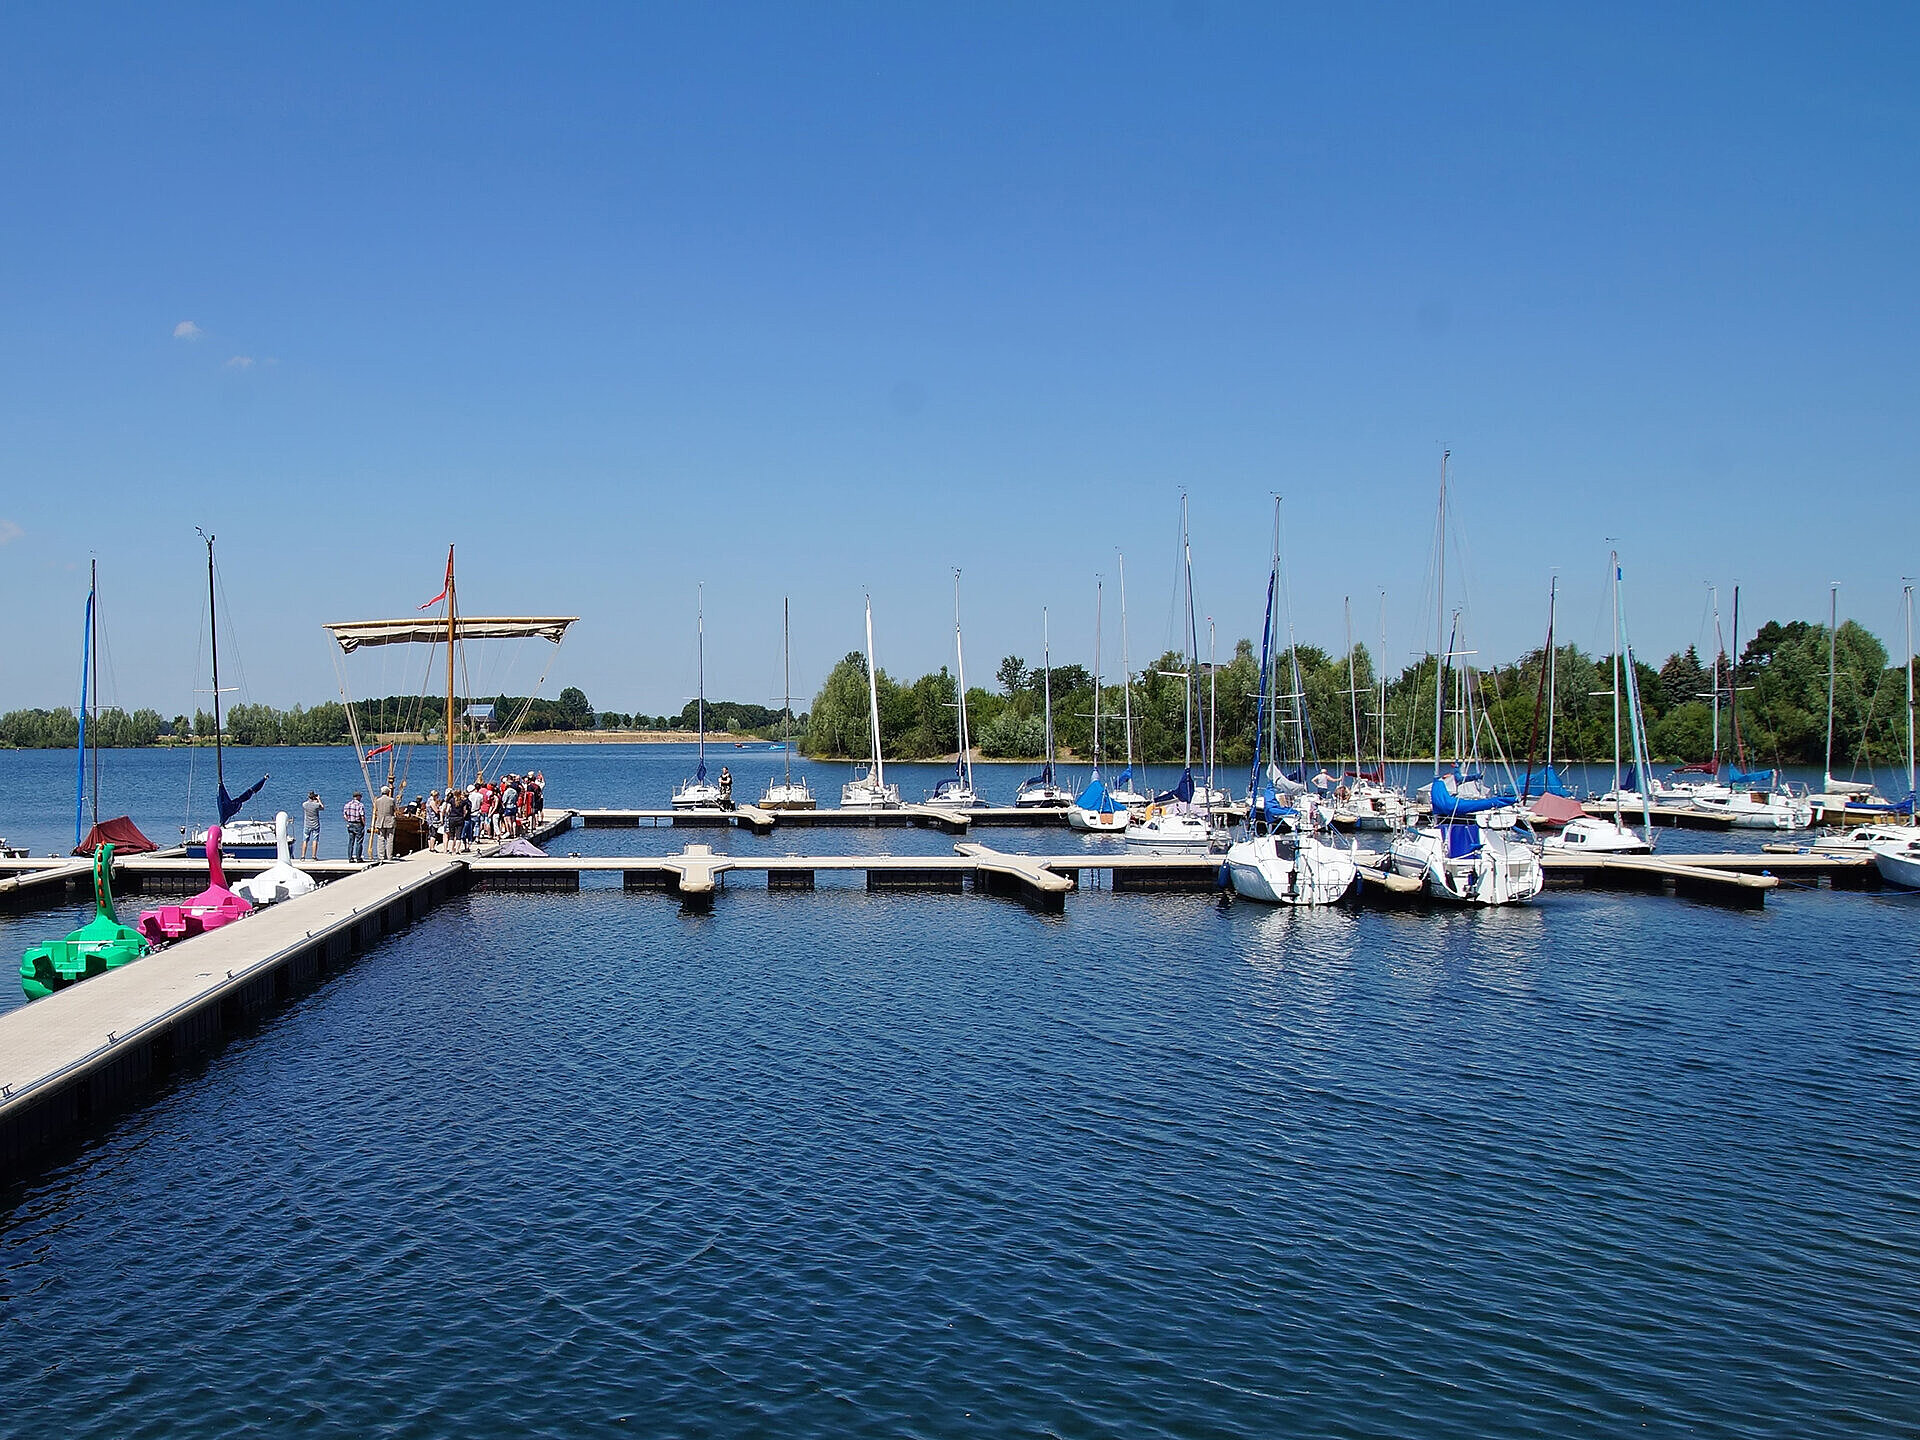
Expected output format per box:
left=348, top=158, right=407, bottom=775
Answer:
left=464, top=703, right=495, bottom=720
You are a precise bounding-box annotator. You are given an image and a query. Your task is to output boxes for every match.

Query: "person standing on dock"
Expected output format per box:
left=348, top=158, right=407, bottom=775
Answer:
left=372, top=785, right=396, bottom=861
left=301, top=792, right=325, bottom=860
left=343, top=791, right=367, bottom=864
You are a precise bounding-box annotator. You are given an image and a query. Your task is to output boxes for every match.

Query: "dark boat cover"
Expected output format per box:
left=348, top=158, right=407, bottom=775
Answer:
left=73, top=816, right=158, bottom=856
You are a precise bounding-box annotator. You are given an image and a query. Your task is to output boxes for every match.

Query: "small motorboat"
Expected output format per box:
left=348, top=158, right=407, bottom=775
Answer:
left=234, top=812, right=318, bottom=907
left=190, top=816, right=278, bottom=858
left=138, top=823, right=253, bottom=943
left=1544, top=815, right=1653, bottom=855
left=1123, top=805, right=1224, bottom=855
left=20, top=844, right=150, bottom=999
left=1871, top=836, right=1920, bottom=889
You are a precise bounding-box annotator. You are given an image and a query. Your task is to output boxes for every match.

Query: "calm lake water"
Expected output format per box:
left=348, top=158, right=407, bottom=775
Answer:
left=3, top=745, right=1917, bottom=1436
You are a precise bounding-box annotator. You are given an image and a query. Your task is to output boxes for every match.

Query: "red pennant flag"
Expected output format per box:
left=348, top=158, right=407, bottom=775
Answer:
left=419, top=545, right=454, bottom=610
left=364, top=743, right=394, bottom=761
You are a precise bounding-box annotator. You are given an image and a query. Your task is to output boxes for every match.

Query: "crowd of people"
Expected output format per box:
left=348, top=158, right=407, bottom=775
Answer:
left=293, top=772, right=544, bottom=861
left=411, top=771, right=546, bottom=854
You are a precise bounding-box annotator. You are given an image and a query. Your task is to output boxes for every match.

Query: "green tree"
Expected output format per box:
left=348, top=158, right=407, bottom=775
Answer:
left=556, top=686, right=593, bottom=729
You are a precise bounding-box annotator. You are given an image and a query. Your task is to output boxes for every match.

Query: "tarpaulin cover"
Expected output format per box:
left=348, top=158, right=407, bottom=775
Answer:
left=1528, top=792, right=1586, bottom=826
left=1442, top=823, right=1482, bottom=859
left=1429, top=777, right=1513, bottom=818
left=1152, top=770, right=1196, bottom=806
left=1728, top=766, right=1776, bottom=788
left=72, top=816, right=157, bottom=856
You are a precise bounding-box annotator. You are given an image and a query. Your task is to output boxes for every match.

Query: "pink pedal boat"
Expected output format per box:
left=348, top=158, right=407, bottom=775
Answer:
left=138, top=823, right=253, bottom=943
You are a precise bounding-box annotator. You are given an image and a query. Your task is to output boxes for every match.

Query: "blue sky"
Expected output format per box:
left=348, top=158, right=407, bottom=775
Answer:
left=2, top=3, right=1915, bottom=718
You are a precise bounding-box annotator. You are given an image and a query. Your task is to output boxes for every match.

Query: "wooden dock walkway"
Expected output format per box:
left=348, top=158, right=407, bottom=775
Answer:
left=0, top=850, right=469, bottom=1178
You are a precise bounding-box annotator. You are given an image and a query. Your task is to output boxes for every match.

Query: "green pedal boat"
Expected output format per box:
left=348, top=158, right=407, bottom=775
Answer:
left=20, top=844, right=151, bottom=1000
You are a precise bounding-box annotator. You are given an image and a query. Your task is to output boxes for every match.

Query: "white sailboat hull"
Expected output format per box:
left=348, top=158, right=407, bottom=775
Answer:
left=1388, top=826, right=1543, bottom=905
left=758, top=782, right=816, bottom=811
left=1689, top=786, right=1812, bottom=829
left=1872, top=838, right=1920, bottom=888
left=1544, top=816, right=1653, bottom=855
left=1226, top=834, right=1358, bottom=905
left=671, top=781, right=725, bottom=810
left=1123, top=809, right=1221, bottom=855
left=1067, top=804, right=1130, bottom=833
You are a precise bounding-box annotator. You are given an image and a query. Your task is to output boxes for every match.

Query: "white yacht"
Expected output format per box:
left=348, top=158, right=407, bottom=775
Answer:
left=1689, top=773, right=1813, bottom=829
left=759, top=599, right=816, bottom=811
left=1544, top=814, right=1653, bottom=855
left=928, top=573, right=986, bottom=809
left=841, top=597, right=902, bottom=811
left=1014, top=608, right=1073, bottom=808
left=672, top=586, right=726, bottom=810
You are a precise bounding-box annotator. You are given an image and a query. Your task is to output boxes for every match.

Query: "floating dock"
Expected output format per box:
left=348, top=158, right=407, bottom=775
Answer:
left=0, top=802, right=1882, bottom=1183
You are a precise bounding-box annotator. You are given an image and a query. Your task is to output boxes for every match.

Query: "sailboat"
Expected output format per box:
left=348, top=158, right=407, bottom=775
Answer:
left=1687, top=585, right=1812, bottom=828
left=1192, top=619, right=1232, bottom=811
left=1069, top=578, right=1128, bottom=832
left=673, top=586, right=725, bottom=810
left=68, top=561, right=158, bottom=857
left=1547, top=552, right=1654, bottom=855
left=1014, top=608, right=1073, bottom=808
left=1868, top=586, right=1920, bottom=882
left=185, top=533, right=274, bottom=858
left=1107, top=551, right=1148, bottom=810
left=326, top=545, right=577, bottom=847
left=1227, top=516, right=1359, bottom=905
left=840, top=595, right=903, bottom=810
left=760, top=598, right=816, bottom=810
left=1809, top=584, right=1891, bottom=824
left=1386, top=456, right=1543, bottom=904
left=929, top=572, right=985, bottom=809
left=1126, top=497, right=1224, bottom=854
left=1333, top=593, right=1411, bottom=831
left=20, top=843, right=150, bottom=999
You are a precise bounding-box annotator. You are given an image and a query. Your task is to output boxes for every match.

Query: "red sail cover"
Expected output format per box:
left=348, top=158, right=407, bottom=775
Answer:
left=73, top=816, right=158, bottom=856
left=1528, top=792, right=1586, bottom=829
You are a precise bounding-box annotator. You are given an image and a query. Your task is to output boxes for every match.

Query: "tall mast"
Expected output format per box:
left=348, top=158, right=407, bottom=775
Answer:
left=1249, top=504, right=1279, bottom=806
left=89, top=558, right=99, bottom=831
left=1117, top=552, right=1135, bottom=783
left=696, top=583, right=706, bottom=776
left=782, top=596, right=793, bottom=788
left=1041, top=607, right=1055, bottom=781
left=1545, top=575, right=1558, bottom=775
left=1207, top=617, right=1217, bottom=798
left=864, top=595, right=884, bottom=789
left=953, top=571, right=973, bottom=792
left=203, top=530, right=225, bottom=793
left=445, top=545, right=457, bottom=792
left=1181, top=495, right=1195, bottom=775
left=1906, top=582, right=1915, bottom=802
left=1730, top=586, right=1745, bottom=768
left=1708, top=585, right=1724, bottom=768
left=1092, top=579, right=1103, bottom=775
left=75, top=565, right=95, bottom=849
left=1377, top=592, right=1388, bottom=779
left=1824, top=582, right=1839, bottom=791
left=1611, top=550, right=1623, bottom=810
left=1433, top=450, right=1448, bottom=775
left=1345, top=596, right=1360, bottom=774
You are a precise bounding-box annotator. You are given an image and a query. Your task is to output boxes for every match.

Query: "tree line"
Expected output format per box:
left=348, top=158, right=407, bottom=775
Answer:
left=799, top=616, right=1915, bottom=772
left=0, top=687, right=605, bottom=748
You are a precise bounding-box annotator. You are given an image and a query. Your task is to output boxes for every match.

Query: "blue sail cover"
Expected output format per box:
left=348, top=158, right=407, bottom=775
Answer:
left=1074, top=774, right=1122, bottom=814
left=1728, top=766, right=1775, bottom=788
left=696, top=759, right=707, bottom=782
left=1249, top=786, right=1297, bottom=823
left=1152, top=769, right=1196, bottom=806
left=217, top=776, right=267, bottom=823
left=1429, top=777, right=1512, bottom=818
left=1442, top=822, right=1482, bottom=858
left=1520, top=764, right=1572, bottom=797
left=1619, top=765, right=1637, bottom=794
left=1114, top=767, right=1133, bottom=789
left=1854, top=790, right=1917, bottom=814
